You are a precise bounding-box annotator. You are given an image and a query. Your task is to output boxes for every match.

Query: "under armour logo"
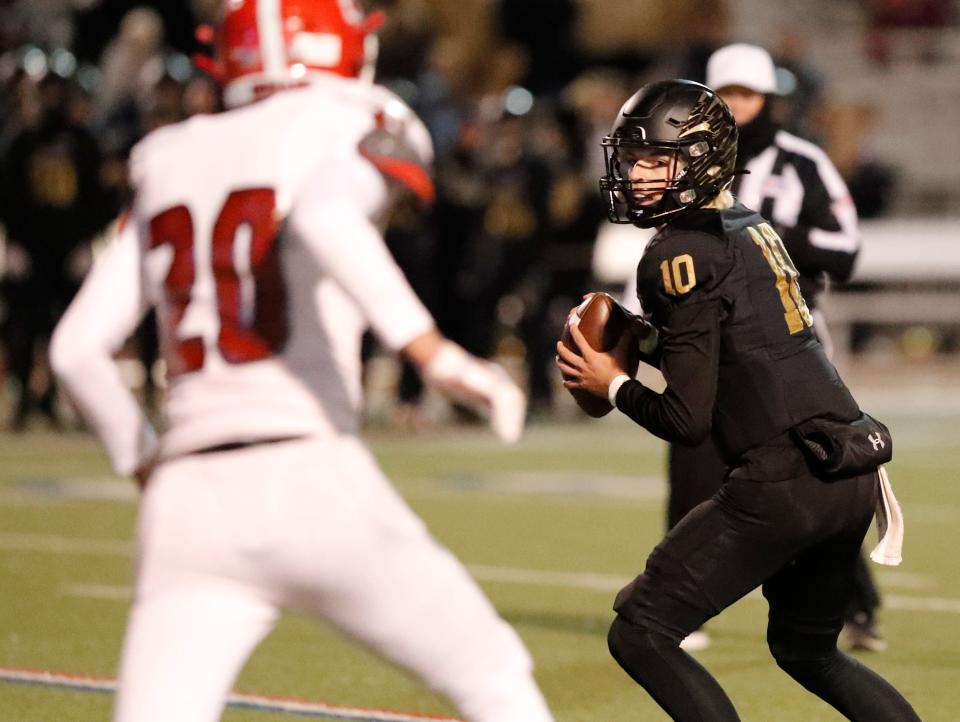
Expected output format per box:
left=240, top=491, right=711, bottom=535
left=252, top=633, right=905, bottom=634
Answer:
left=868, top=433, right=885, bottom=451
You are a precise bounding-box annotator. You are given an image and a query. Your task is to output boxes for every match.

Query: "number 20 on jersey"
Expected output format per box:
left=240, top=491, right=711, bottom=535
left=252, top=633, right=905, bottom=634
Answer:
left=149, top=188, right=288, bottom=378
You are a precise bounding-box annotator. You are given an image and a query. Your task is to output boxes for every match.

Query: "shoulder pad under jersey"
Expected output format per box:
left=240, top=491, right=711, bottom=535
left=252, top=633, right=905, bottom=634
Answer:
left=358, top=98, right=435, bottom=205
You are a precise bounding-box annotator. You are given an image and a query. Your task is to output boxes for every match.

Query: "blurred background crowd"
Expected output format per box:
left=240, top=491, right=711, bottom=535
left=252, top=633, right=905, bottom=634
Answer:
left=1, top=0, right=958, bottom=431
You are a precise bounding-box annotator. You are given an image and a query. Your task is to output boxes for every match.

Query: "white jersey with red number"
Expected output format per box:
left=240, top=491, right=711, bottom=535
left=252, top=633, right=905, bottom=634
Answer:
left=52, top=75, right=436, bottom=472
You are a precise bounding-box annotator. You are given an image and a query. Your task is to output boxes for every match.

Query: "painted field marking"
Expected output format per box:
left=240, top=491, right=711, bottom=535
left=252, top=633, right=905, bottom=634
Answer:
left=60, top=574, right=960, bottom=617
left=3, top=532, right=956, bottom=614
left=468, top=566, right=960, bottom=614
left=0, top=532, right=131, bottom=557
left=468, top=565, right=629, bottom=593
left=885, top=595, right=960, bottom=614
left=0, top=667, right=461, bottom=721
left=62, top=583, right=132, bottom=601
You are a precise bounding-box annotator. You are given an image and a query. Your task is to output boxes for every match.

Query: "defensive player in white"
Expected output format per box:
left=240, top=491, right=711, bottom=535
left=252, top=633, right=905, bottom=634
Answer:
left=50, top=2, right=554, bottom=721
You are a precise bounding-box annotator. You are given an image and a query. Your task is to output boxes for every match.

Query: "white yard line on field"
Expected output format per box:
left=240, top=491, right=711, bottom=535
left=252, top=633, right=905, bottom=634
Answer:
left=62, top=583, right=132, bottom=601
left=2, top=532, right=955, bottom=614
left=884, top=595, right=960, bottom=614
left=468, top=565, right=628, bottom=592
left=42, top=552, right=960, bottom=616
left=0, top=532, right=131, bottom=556
left=467, top=566, right=960, bottom=614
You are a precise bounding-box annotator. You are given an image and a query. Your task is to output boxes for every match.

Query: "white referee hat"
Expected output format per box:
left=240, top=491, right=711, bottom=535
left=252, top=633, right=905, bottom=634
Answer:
left=706, top=43, right=777, bottom=94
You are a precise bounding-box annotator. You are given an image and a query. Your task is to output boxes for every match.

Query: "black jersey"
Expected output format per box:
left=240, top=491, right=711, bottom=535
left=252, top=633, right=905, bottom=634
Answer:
left=615, top=202, right=859, bottom=459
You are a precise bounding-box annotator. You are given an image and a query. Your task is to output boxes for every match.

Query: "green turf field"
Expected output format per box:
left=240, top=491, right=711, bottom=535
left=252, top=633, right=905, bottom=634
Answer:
left=2, top=379, right=959, bottom=721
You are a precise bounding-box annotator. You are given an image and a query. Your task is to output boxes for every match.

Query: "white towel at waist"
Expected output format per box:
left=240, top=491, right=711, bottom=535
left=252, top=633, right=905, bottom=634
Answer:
left=869, top=465, right=904, bottom=566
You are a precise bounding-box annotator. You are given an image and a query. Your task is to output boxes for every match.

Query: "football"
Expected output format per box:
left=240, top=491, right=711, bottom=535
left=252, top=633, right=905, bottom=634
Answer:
left=560, top=293, right=639, bottom=417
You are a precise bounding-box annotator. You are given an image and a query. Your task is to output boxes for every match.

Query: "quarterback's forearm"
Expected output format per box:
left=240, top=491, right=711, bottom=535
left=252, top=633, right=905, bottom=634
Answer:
left=614, top=301, right=720, bottom=445
left=614, top=380, right=712, bottom=445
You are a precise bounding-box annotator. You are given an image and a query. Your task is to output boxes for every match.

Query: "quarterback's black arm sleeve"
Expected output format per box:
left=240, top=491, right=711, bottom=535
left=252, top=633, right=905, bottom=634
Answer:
left=614, top=299, right=721, bottom=445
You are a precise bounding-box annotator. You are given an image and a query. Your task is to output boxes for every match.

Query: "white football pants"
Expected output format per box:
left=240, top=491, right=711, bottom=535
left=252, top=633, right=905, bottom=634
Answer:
left=113, top=436, right=553, bottom=722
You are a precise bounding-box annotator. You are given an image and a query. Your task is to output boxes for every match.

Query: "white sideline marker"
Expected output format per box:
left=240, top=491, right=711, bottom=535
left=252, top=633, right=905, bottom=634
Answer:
left=0, top=667, right=462, bottom=721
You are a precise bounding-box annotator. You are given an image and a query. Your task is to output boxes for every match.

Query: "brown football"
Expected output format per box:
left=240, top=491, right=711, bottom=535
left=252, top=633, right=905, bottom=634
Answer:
left=560, top=292, right=639, bottom=417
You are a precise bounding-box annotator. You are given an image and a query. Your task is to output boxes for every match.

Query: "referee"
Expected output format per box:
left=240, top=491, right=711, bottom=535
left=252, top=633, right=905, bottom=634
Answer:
left=664, top=43, right=883, bottom=652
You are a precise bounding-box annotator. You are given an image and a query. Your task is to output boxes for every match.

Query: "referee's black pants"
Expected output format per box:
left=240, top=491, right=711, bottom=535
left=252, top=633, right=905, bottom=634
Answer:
left=609, top=437, right=919, bottom=721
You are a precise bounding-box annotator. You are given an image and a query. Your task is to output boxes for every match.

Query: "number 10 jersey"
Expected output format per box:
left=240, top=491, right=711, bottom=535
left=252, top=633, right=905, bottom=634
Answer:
left=632, top=203, right=860, bottom=459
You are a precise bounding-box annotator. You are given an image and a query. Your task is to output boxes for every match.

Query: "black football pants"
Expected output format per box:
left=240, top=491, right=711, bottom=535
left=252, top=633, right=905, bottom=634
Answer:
left=666, top=437, right=728, bottom=529
left=611, top=442, right=920, bottom=721
left=669, top=437, right=884, bottom=624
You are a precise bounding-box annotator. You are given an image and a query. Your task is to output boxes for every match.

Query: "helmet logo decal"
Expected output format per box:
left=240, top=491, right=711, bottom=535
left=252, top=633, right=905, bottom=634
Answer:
left=680, top=122, right=711, bottom=137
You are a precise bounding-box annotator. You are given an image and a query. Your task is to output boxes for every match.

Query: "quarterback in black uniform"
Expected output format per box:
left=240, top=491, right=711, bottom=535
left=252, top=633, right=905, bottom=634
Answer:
left=556, top=80, right=918, bottom=721
left=662, top=43, right=883, bottom=654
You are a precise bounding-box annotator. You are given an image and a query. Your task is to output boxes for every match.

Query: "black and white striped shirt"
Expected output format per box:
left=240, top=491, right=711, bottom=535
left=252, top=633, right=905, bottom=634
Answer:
left=733, top=130, right=860, bottom=308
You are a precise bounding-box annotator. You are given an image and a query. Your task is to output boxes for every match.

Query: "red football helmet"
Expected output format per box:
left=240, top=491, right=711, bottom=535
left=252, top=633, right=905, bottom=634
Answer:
left=207, top=0, right=385, bottom=107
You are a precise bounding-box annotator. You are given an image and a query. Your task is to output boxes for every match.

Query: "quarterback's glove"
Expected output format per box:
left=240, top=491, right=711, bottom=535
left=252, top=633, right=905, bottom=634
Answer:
left=423, top=341, right=526, bottom=444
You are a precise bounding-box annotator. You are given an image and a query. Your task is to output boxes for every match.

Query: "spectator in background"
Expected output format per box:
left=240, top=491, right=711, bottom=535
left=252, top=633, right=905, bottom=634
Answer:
left=451, top=110, right=549, bottom=363
left=564, top=69, right=631, bottom=185
left=94, top=7, right=166, bottom=141
left=0, top=71, right=112, bottom=429
left=519, top=104, right=604, bottom=415
left=379, top=190, right=442, bottom=430
left=433, top=114, right=488, bottom=350
left=1, top=0, right=87, bottom=52
left=865, top=0, right=954, bottom=65
left=140, top=73, right=185, bottom=132
left=768, top=29, right=825, bottom=140
left=0, top=68, right=41, bottom=155
left=374, top=0, right=438, bottom=85
left=496, top=0, right=581, bottom=96
left=182, top=73, right=221, bottom=117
